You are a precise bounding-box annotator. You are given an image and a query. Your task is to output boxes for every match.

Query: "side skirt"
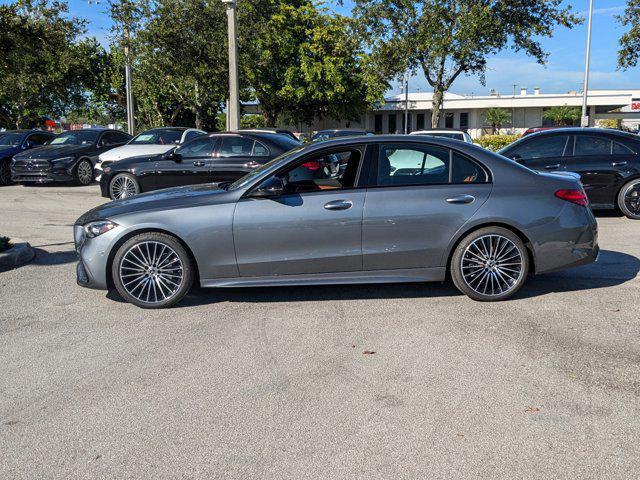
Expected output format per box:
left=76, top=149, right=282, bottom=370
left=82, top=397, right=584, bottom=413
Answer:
left=201, top=267, right=446, bottom=288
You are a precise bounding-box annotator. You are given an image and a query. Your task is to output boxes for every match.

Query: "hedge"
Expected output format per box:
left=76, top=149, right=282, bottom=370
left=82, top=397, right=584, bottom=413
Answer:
left=473, top=134, right=521, bottom=152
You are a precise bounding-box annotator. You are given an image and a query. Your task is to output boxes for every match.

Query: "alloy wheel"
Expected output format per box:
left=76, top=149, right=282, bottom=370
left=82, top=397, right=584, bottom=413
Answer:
left=119, top=241, right=184, bottom=305
left=110, top=175, right=139, bottom=199
left=460, top=234, right=524, bottom=297
left=77, top=160, right=93, bottom=185
left=623, top=182, right=640, bottom=216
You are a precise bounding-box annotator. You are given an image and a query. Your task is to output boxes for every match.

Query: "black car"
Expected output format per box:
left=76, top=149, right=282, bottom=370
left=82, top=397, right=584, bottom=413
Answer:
left=100, top=131, right=301, bottom=199
left=311, top=129, right=374, bottom=142
left=11, top=128, right=131, bottom=185
left=0, top=130, right=55, bottom=185
left=499, top=128, right=640, bottom=219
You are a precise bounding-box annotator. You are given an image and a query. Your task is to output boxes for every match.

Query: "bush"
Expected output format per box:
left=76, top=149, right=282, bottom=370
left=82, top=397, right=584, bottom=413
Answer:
left=474, top=134, right=521, bottom=152
left=0, top=236, right=12, bottom=253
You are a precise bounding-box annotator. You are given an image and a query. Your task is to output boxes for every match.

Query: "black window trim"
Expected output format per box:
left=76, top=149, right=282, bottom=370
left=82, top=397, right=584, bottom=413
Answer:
left=251, top=139, right=271, bottom=157
left=364, top=141, right=492, bottom=190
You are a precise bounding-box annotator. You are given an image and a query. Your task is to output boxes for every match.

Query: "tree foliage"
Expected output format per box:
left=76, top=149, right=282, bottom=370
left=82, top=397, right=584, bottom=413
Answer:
left=0, top=0, right=106, bottom=128
left=618, top=0, right=640, bottom=68
left=352, top=0, right=581, bottom=128
left=485, top=107, right=511, bottom=134
left=543, top=105, right=580, bottom=126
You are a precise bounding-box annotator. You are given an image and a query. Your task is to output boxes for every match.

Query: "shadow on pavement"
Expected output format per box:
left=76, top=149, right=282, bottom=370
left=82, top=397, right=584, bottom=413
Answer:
left=32, top=248, right=76, bottom=266
left=104, top=249, right=636, bottom=307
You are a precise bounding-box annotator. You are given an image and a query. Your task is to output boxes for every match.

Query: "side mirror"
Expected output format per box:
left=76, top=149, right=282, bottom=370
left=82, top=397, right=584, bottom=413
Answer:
left=511, top=154, right=524, bottom=163
left=252, top=177, right=284, bottom=198
left=22, top=141, right=34, bottom=150
left=171, top=152, right=182, bottom=163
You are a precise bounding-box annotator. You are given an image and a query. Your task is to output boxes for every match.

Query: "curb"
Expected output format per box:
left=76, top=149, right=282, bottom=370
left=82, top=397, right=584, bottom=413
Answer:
left=0, top=239, right=35, bottom=272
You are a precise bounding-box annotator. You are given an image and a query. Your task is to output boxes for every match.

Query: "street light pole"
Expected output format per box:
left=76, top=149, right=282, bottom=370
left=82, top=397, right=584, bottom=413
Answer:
left=581, top=0, right=594, bottom=127
left=403, top=71, right=409, bottom=134
left=124, top=26, right=135, bottom=135
left=223, top=0, right=240, bottom=131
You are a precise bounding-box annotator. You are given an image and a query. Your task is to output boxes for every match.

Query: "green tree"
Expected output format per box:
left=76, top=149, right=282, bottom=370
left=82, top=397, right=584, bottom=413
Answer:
left=618, top=0, right=640, bottom=68
left=0, top=0, right=105, bottom=128
left=485, top=107, right=511, bottom=134
left=352, top=0, right=581, bottom=128
left=543, top=105, right=580, bottom=126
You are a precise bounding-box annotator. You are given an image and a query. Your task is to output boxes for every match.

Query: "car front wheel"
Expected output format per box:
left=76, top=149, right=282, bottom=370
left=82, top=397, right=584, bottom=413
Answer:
left=450, top=227, right=529, bottom=301
left=75, top=159, right=94, bottom=185
left=112, top=232, right=194, bottom=309
left=618, top=179, right=640, bottom=220
left=109, top=173, right=140, bottom=200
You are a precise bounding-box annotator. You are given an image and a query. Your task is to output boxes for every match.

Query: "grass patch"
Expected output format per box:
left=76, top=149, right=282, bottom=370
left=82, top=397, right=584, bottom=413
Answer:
left=0, top=236, right=12, bottom=253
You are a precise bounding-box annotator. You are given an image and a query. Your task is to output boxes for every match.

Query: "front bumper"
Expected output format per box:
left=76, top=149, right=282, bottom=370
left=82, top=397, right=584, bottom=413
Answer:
left=74, top=224, right=119, bottom=290
left=12, top=164, right=76, bottom=183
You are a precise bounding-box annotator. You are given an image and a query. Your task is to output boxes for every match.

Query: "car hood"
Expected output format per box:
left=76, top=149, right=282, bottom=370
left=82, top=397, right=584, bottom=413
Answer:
left=75, top=183, right=230, bottom=225
left=0, top=145, right=19, bottom=158
left=99, top=144, right=174, bottom=162
left=14, top=144, right=89, bottom=160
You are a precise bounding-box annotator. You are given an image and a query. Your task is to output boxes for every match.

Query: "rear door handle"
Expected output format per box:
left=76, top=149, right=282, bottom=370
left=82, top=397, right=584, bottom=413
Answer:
left=544, top=164, right=561, bottom=170
left=612, top=161, right=628, bottom=167
left=324, top=200, right=353, bottom=211
left=446, top=194, right=475, bottom=204
left=193, top=161, right=205, bottom=167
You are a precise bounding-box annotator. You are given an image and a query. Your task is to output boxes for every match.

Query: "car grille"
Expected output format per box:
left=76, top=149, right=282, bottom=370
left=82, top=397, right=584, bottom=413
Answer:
left=12, top=158, right=51, bottom=173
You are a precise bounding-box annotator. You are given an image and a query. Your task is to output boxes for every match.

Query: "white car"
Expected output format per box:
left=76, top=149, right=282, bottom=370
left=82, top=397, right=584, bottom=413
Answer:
left=410, top=129, right=473, bottom=143
left=95, top=127, right=206, bottom=179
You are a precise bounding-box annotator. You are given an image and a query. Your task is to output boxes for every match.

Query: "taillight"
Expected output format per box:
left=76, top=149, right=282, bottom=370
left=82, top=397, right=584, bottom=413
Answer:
left=555, top=189, right=589, bottom=207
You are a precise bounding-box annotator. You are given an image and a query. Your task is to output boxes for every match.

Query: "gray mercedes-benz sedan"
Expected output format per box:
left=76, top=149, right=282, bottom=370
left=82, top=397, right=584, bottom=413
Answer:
left=74, top=135, right=599, bottom=308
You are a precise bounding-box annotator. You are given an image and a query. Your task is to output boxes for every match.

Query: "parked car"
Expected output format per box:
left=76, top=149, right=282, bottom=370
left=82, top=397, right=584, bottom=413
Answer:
left=237, top=128, right=299, bottom=142
left=0, top=130, right=55, bottom=185
left=75, top=134, right=598, bottom=308
left=499, top=128, right=640, bottom=219
left=95, top=127, right=206, bottom=180
left=100, top=131, right=301, bottom=200
left=11, top=129, right=131, bottom=185
left=311, top=129, right=374, bottom=142
left=410, top=129, right=473, bottom=143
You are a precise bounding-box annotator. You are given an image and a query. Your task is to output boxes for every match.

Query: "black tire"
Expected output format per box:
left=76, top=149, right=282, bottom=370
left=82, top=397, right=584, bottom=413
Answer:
left=450, top=226, right=529, bottom=302
left=112, top=232, right=194, bottom=309
left=109, top=172, right=140, bottom=200
left=617, top=179, right=640, bottom=220
left=0, top=159, right=11, bottom=186
left=74, top=158, right=94, bottom=185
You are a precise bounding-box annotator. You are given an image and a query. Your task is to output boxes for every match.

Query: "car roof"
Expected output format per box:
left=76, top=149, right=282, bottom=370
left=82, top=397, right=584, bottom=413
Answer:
left=143, top=127, right=190, bottom=132
left=208, top=131, right=301, bottom=147
left=316, top=128, right=368, bottom=133
left=411, top=129, right=467, bottom=134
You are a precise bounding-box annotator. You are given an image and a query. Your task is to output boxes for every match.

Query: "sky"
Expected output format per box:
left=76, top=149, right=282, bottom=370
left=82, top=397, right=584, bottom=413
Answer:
left=5, top=0, right=639, bottom=97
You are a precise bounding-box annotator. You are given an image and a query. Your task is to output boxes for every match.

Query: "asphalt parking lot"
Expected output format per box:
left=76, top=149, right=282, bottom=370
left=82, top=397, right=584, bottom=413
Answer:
left=1, top=183, right=640, bottom=479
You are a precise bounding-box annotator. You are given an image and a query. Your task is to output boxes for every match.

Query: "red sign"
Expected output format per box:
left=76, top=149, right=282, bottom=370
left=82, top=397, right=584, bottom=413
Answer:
left=632, top=102, right=640, bottom=111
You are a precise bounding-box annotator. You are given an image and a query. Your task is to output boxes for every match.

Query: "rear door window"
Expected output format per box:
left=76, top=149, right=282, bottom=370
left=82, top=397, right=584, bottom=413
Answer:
left=574, top=135, right=612, bottom=156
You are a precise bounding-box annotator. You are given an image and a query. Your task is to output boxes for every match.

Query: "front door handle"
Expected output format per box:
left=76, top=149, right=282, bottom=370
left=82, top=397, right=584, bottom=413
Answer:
left=544, top=164, right=561, bottom=170
left=193, top=161, right=205, bottom=167
left=324, top=200, right=353, bottom=211
left=446, top=194, right=475, bottom=204
left=613, top=161, right=628, bottom=167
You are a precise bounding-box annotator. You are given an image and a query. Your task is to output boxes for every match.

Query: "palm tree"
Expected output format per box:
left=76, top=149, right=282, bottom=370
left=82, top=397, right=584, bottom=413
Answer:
left=543, top=105, right=581, bottom=126
left=485, top=108, right=511, bottom=134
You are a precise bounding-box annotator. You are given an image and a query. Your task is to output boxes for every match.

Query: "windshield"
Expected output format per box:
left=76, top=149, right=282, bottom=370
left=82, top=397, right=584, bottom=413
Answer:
left=228, top=146, right=304, bottom=191
left=416, top=132, right=464, bottom=141
left=0, top=133, right=25, bottom=146
left=130, top=129, right=183, bottom=145
left=50, top=131, right=99, bottom=145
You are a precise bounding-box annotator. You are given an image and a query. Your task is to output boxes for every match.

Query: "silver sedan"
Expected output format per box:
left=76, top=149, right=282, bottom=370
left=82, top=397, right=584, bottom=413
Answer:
left=74, top=135, right=599, bottom=308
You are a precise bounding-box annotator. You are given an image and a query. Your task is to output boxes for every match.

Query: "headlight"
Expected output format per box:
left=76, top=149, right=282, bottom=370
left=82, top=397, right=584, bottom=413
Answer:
left=83, top=220, right=118, bottom=238
left=51, top=156, right=75, bottom=164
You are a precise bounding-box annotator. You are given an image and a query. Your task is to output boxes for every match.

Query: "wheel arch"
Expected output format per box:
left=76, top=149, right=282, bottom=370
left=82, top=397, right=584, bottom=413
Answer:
left=105, top=227, right=200, bottom=290
left=444, top=222, right=536, bottom=276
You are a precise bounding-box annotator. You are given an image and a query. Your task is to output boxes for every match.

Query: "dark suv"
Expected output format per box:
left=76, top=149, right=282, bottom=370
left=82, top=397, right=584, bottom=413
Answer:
left=0, top=130, right=55, bottom=185
left=12, top=128, right=131, bottom=185
left=500, top=128, right=640, bottom=219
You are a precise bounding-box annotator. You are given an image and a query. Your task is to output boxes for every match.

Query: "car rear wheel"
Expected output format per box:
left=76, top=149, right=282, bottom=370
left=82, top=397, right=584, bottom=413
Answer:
left=618, top=179, right=640, bottom=220
left=450, top=227, right=529, bottom=301
left=0, top=159, right=11, bottom=186
left=112, top=232, right=194, bottom=309
left=109, top=173, right=140, bottom=200
left=75, top=159, right=94, bottom=185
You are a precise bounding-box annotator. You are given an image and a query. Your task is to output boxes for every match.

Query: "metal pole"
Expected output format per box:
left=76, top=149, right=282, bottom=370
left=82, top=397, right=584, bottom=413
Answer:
left=223, top=0, right=240, bottom=131
left=581, top=0, right=594, bottom=127
left=403, top=71, right=409, bottom=134
left=124, top=27, right=135, bottom=135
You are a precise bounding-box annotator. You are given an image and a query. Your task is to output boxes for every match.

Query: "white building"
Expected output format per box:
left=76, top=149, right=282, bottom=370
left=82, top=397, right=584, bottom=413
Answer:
left=279, top=88, right=640, bottom=138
